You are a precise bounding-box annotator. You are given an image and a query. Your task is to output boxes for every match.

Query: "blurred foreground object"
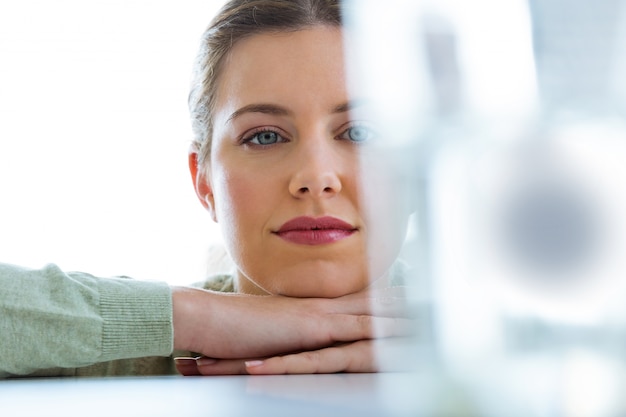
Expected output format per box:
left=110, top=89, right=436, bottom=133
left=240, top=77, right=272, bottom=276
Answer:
left=346, top=0, right=626, bottom=415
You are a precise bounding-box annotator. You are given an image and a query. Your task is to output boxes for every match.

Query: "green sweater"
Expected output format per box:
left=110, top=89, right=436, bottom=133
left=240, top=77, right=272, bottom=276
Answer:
left=0, top=262, right=212, bottom=378
left=1, top=262, right=402, bottom=378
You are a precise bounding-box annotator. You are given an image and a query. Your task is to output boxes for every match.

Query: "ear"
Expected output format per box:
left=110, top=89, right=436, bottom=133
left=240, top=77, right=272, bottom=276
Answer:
left=188, top=148, right=218, bottom=223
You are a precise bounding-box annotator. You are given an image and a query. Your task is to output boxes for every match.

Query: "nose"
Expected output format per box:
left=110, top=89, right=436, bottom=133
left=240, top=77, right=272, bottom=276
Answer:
left=288, top=141, right=343, bottom=199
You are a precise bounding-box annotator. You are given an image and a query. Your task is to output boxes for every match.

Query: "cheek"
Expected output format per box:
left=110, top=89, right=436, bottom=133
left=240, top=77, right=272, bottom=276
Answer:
left=213, top=172, right=254, bottom=237
left=212, top=168, right=274, bottom=269
left=361, top=164, right=413, bottom=274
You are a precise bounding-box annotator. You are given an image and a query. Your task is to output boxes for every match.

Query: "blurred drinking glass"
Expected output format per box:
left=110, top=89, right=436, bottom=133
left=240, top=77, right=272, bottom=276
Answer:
left=345, top=1, right=626, bottom=415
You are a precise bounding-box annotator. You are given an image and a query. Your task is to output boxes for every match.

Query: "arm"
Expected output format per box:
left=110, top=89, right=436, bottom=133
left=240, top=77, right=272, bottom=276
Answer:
left=171, top=286, right=412, bottom=360
left=0, top=262, right=172, bottom=377
left=0, top=262, right=410, bottom=378
left=173, top=287, right=417, bottom=375
left=175, top=337, right=419, bottom=375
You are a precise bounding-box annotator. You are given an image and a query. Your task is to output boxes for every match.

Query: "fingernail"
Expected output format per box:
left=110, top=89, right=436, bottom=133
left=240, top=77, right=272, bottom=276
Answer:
left=245, top=360, right=264, bottom=368
left=196, top=357, right=218, bottom=366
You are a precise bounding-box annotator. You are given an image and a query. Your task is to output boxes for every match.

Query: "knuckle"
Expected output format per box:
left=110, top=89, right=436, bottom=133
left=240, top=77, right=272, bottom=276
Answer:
left=355, top=314, right=371, bottom=332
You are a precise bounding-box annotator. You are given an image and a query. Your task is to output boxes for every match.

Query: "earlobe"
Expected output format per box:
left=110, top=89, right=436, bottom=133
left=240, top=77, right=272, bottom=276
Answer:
left=188, top=149, right=218, bottom=222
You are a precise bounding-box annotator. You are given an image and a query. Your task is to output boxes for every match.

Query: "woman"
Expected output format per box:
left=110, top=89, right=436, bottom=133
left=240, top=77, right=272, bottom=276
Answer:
left=0, top=0, right=414, bottom=378
left=176, top=0, right=415, bottom=375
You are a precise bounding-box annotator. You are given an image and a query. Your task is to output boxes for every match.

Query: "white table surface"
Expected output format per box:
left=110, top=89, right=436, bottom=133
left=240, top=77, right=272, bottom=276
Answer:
left=0, top=373, right=447, bottom=417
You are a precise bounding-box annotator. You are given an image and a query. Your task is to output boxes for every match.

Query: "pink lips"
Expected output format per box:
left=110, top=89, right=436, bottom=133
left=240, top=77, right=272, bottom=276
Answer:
left=274, top=216, right=357, bottom=245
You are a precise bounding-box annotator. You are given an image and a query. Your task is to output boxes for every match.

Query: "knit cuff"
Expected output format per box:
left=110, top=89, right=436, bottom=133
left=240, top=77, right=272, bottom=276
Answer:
left=98, top=278, right=173, bottom=362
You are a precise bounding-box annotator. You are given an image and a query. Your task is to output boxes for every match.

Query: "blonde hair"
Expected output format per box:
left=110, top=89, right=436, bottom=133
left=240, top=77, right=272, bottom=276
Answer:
left=188, top=0, right=343, bottom=165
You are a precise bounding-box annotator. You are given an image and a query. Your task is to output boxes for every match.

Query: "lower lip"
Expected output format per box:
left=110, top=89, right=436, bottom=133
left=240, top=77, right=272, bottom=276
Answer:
left=274, top=229, right=356, bottom=245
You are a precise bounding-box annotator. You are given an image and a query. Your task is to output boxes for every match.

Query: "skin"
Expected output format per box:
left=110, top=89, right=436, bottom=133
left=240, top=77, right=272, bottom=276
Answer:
left=189, top=26, right=410, bottom=298
left=180, top=26, right=414, bottom=374
left=171, top=285, right=413, bottom=361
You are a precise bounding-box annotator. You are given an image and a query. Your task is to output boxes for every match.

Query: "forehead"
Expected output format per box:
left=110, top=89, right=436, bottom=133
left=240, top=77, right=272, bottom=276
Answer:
left=214, top=26, right=348, bottom=115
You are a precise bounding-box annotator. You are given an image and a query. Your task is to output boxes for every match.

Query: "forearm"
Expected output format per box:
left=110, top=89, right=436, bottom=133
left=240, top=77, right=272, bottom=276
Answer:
left=171, top=286, right=204, bottom=353
left=0, top=263, right=173, bottom=377
left=171, top=285, right=413, bottom=361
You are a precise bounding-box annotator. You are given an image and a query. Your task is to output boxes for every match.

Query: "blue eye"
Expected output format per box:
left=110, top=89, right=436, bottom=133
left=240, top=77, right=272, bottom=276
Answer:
left=340, top=124, right=375, bottom=143
left=247, top=130, right=284, bottom=146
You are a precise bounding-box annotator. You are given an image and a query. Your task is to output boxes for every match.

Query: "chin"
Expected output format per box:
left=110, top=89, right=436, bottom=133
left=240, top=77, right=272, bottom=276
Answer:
left=280, top=286, right=365, bottom=298
left=273, top=270, right=370, bottom=298
left=240, top=260, right=373, bottom=298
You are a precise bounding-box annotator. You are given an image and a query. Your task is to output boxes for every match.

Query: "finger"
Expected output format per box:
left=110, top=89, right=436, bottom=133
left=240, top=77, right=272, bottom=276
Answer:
left=341, top=286, right=409, bottom=300
left=329, top=287, right=416, bottom=318
left=245, top=340, right=377, bottom=375
left=373, top=286, right=423, bottom=316
left=174, top=357, right=202, bottom=376
left=327, top=316, right=415, bottom=343
left=373, top=338, right=422, bottom=372
left=175, top=356, right=250, bottom=376
left=194, top=357, right=251, bottom=375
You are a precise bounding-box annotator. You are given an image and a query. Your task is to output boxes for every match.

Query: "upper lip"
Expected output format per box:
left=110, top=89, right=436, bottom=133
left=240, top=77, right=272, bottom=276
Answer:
left=275, top=216, right=357, bottom=233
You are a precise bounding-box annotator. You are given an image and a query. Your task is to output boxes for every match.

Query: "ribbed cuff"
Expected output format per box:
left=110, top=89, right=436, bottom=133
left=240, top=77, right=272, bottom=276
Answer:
left=98, top=278, right=173, bottom=362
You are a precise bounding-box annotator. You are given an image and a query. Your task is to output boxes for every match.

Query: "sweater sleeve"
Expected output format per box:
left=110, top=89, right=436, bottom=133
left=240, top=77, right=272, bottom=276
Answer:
left=0, top=262, right=173, bottom=377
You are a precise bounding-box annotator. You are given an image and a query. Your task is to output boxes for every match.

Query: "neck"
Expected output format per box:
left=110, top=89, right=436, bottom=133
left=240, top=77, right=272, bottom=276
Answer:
left=234, top=271, right=271, bottom=295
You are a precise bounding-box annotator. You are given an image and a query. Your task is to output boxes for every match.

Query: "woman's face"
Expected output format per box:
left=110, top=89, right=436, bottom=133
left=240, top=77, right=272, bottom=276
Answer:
left=190, top=26, right=411, bottom=297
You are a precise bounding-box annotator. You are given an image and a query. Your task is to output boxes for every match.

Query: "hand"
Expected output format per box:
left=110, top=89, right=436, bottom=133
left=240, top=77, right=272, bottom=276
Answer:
left=171, top=286, right=414, bottom=362
left=175, top=337, right=419, bottom=375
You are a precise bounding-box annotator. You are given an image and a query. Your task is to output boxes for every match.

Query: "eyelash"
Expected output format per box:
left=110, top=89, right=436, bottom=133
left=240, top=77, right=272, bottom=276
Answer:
left=239, top=122, right=376, bottom=148
left=336, top=122, right=376, bottom=144
left=240, top=127, right=289, bottom=148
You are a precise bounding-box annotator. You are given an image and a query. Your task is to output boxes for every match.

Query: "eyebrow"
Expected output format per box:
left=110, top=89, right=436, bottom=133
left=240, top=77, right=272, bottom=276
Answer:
left=226, top=103, right=291, bottom=123
left=226, top=99, right=369, bottom=124
left=332, top=99, right=368, bottom=114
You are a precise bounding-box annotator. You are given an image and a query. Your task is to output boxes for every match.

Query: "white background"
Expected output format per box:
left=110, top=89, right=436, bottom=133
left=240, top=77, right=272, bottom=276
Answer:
left=0, top=1, right=227, bottom=285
